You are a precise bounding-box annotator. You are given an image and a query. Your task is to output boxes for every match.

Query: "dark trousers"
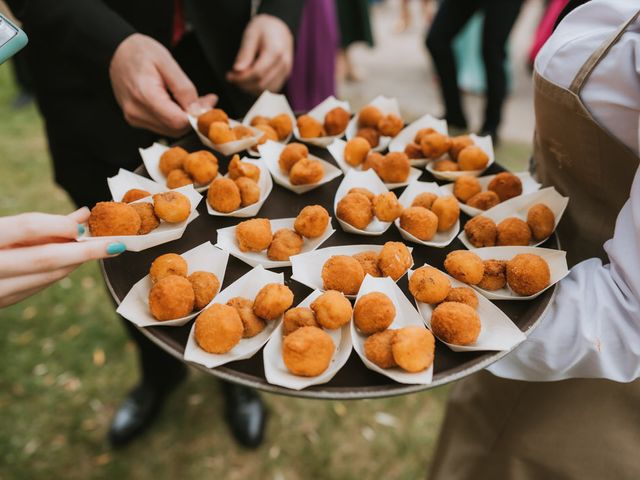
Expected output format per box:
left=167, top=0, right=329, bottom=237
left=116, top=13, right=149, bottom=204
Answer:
left=426, top=0, right=524, bottom=133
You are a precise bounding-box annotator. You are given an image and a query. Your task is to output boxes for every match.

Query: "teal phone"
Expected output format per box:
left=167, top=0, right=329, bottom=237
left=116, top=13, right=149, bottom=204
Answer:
left=0, top=13, right=28, bottom=64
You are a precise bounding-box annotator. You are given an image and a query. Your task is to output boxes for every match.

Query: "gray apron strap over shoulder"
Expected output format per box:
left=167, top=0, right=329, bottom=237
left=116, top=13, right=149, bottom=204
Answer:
left=569, top=9, right=640, bottom=94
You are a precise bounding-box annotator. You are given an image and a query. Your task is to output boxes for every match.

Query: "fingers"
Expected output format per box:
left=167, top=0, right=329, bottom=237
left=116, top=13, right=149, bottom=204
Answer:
left=233, top=22, right=261, bottom=72
left=0, top=265, right=77, bottom=308
left=0, top=240, right=126, bottom=279
left=155, top=53, right=199, bottom=111
left=124, top=81, right=190, bottom=138
left=188, top=94, right=218, bottom=116
left=0, top=213, right=82, bottom=248
left=67, top=207, right=91, bottom=224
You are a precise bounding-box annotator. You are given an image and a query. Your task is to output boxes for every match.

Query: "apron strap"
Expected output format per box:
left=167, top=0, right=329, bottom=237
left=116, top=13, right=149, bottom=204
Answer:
left=569, top=9, right=640, bottom=95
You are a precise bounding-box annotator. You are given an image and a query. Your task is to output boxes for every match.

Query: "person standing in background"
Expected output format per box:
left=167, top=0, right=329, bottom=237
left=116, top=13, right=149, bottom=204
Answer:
left=426, top=0, right=524, bottom=142
left=335, top=0, right=374, bottom=82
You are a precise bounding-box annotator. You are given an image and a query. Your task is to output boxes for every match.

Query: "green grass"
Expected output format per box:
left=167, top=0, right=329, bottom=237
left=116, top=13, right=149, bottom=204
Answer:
left=0, top=63, right=529, bottom=480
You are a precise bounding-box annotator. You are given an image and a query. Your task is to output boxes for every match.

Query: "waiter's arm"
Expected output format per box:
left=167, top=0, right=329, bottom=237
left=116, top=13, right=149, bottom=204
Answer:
left=489, top=166, right=640, bottom=382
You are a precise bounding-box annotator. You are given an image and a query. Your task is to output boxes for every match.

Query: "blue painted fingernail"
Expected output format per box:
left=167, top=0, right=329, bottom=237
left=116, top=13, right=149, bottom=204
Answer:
left=107, top=242, right=126, bottom=255
left=77, top=224, right=85, bottom=236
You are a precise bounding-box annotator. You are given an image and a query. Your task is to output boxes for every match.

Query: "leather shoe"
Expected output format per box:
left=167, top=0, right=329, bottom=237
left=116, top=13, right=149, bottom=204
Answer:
left=221, top=382, right=267, bottom=449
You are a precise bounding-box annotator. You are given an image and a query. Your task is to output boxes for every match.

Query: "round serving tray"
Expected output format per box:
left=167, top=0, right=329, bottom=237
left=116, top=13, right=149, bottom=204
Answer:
left=101, top=135, right=557, bottom=400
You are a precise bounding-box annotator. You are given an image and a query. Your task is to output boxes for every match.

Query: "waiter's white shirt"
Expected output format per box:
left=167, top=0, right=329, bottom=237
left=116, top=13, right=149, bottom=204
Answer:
left=488, top=0, right=640, bottom=381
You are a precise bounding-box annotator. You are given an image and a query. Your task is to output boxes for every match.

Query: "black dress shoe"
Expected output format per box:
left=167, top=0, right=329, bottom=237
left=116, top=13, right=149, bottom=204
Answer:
left=221, top=382, right=267, bottom=449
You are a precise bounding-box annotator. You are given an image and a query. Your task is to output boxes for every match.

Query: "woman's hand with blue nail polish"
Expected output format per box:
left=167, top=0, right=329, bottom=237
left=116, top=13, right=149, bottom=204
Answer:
left=0, top=208, right=126, bottom=308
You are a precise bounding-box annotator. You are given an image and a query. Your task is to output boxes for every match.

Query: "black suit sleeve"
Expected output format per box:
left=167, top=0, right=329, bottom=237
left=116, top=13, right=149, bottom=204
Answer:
left=5, top=0, right=136, bottom=76
left=258, top=0, right=306, bottom=36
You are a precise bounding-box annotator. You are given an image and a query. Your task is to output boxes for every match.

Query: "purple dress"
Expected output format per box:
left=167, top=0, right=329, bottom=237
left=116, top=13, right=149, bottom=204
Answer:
left=286, top=0, right=339, bottom=111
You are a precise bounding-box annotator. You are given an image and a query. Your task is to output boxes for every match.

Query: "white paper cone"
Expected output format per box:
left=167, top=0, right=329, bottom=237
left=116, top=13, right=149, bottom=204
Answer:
left=327, top=138, right=421, bottom=189
left=467, top=246, right=569, bottom=300
left=409, top=267, right=526, bottom=352
left=116, top=243, right=229, bottom=327
left=107, top=169, right=167, bottom=202
left=183, top=265, right=285, bottom=368
left=388, top=114, right=449, bottom=167
left=426, top=134, right=495, bottom=181
left=458, top=187, right=569, bottom=249
left=258, top=140, right=343, bottom=194
left=440, top=171, right=542, bottom=217
left=350, top=275, right=433, bottom=384
left=188, top=115, right=262, bottom=156
left=205, top=158, right=273, bottom=218
left=292, top=96, right=352, bottom=147
left=345, top=96, right=401, bottom=152
left=216, top=217, right=335, bottom=269
left=334, top=169, right=392, bottom=236
left=77, top=184, right=202, bottom=252
left=263, top=290, right=353, bottom=390
left=243, top=91, right=297, bottom=156
left=290, top=244, right=414, bottom=299
left=393, top=181, right=460, bottom=248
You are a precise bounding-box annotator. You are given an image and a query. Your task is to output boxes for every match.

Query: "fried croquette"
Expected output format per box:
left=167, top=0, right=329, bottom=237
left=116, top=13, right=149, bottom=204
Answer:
left=348, top=187, right=376, bottom=202
left=431, top=196, right=460, bottom=232
left=373, top=192, right=403, bottom=222
left=356, top=127, right=380, bottom=148
left=444, top=287, right=479, bottom=309
left=506, top=254, right=550, bottom=296
left=250, top=115, right=270, bottom=127
left=391, top=326, right=435, bottom=372
left=289, top=158, right=324, bottom=185
left=466, top=191, right=500, bottom=210
left=149, top=275, right=195, bottom=321
left=430, top=302, right=480, bottom=346
left=184, top=151, right=218, bottom=185
left=414, top=128, right=436, bottom=144
left=453, top=176, right=482, bottom=203
left=283, top=307, right=319, bottom=336
left=364, top=330, right=397, bottom=369
left=166, top=169, right=193, bottom=189
left=444, top=250, right=484, bottom=285
left=122, top=189, right=151, bottom=204
left=194, top=303, right=243, bottom=353
left=400, top=206, right=438, bottom=241
left=464, top=215, right=498, bottom=248
left=269, top=113, right=293, bottom=140
left=256, top=124, right=278, bottom=145
left=378, top=152, right=410, bottom=183
left=337, top=192, right=373, bottom=230
left=282, top=326, right=335, bottom=377
left=228, top=155, right=260, bottom=182
left=208, top=121, right=235, bottom=144
left=233, top=124, right=255, bottom=140
left=267, top=228, right=303, bottom=261
left=404, top=143, right=424, bottom=159
left=411, top=192, right=438, bottom=209
left=279, top=143, right=309, bottom=173
left=378, top=242, right=412, bottom=280
left=433, top=159, right=460, bottom=172
left=197, top=108, right=229, bottom=135
left=497, top=217, right=532, bottom=246
left=458, top=145, right=489, bottom=171
left=322, top=255, right=365, bottom=295
left=377, top=113, right=403, bottom=137
left=354, top=292, right=395, bottom=335
left=344, top=137, right=371, bottom=167
left=227, top=297, right=266, bottom=338
left=527, top=203, right=556, bottom=241
left=131, top=202, right=160, bottom=235
left=488, top=172, right=523, bottom=201
left=208, top=177, right=241, bottom=213
left=310, top=290, right=353, bottom=329
left=235, top=177, right=261, bottom=207
left=297, top=114, right=324, bottom=138
left=449, top=135, right=474, bottom=160
left=294, top=205, right=330, bottom=238
left=253, top=283, right=294, bottom=320
left=478, top=259, right=507, bottom=291
left=159, top=146, right=188, bottom=176
left=353, top=251, right=382, bottom=277
left=153, top=191, right=191, bottom=223
left=235, top=218, right=273, bottom=252
left=420, top=132, right=452, bottom=159
left=188, top=271, right=220, bottom=310
left=324, top=106, right=350, bottom=136
left=149, top=253, right=188, bottom=284
left=409, top=266, right=451, bottom=304
left=88, top=202, right=141, bottom=237
left=358, top=105, right=384, bottom=128
left=362, top=151, right=384, bottom=173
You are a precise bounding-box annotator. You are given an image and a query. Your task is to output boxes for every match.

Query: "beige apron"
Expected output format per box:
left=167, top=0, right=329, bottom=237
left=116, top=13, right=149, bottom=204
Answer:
left=429, top=11, right=640, bottom=480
